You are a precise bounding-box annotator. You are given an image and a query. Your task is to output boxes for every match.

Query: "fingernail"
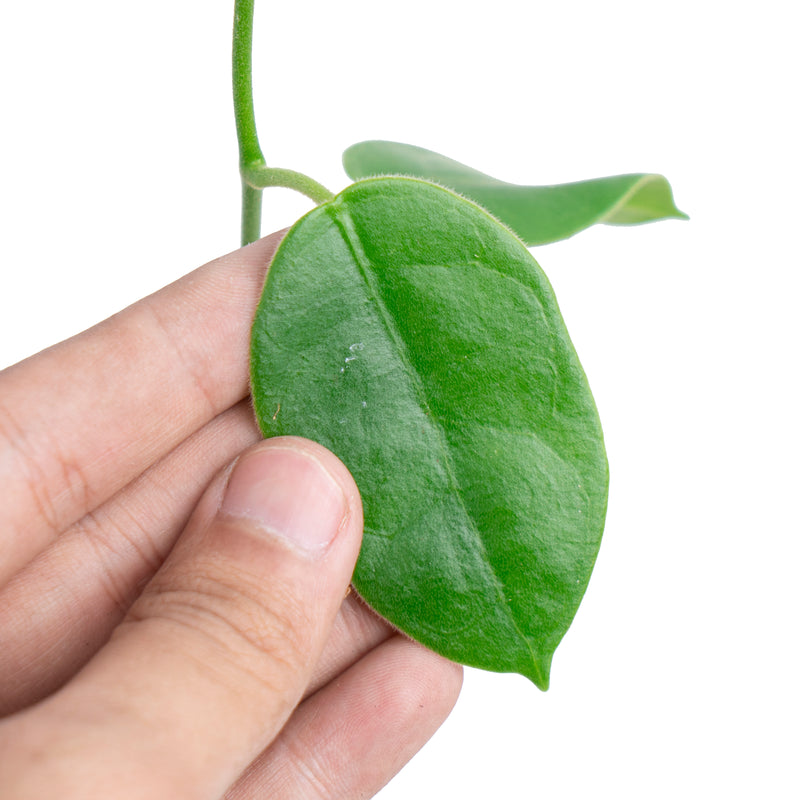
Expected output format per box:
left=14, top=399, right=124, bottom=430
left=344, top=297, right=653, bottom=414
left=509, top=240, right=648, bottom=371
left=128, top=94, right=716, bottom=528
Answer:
left=220, top=444, right=348, bottom=555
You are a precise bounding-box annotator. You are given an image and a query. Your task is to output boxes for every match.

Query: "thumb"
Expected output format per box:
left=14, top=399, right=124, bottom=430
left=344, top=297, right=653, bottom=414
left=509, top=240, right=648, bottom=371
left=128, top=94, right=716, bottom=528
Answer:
left=0, top=437, right=363, bottom=799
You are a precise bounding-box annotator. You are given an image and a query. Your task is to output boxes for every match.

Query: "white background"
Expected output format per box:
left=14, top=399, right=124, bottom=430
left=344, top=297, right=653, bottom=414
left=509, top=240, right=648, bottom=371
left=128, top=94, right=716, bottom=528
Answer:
left=1, top=1, right=798, bottom=797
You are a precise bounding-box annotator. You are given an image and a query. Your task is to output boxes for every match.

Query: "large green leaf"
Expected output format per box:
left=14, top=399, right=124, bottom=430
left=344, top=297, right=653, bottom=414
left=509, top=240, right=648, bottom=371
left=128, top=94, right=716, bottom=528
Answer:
left=343, top=140, right=687, bottom=245
left=250, top=177, right=608, bottom=689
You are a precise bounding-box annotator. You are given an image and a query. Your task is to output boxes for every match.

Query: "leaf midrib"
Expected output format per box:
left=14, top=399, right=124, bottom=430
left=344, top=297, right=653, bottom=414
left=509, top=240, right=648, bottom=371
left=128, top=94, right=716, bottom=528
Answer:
left=325, top=198, right=540, bottom=676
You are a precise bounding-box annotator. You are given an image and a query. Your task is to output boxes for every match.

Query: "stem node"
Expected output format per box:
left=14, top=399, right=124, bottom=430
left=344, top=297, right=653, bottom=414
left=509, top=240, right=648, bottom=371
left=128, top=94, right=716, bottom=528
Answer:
left=232, top=0, right=334, bottom=245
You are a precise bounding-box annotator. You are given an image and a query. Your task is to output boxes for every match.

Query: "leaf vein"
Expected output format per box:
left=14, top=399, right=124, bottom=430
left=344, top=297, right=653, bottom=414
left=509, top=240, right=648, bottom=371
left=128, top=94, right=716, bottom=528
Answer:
left=326, top=199, right=538, bottom=670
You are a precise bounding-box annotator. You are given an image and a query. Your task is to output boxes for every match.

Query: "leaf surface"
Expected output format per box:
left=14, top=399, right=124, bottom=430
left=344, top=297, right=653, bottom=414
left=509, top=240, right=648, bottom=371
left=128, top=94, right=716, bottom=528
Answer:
left=250, top=177, right=609, bottom=688
left=343, top=140, right=687, bottom=245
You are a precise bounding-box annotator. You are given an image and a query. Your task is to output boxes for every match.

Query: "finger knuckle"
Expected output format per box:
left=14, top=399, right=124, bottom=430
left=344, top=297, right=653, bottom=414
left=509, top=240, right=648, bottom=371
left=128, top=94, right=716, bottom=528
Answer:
left=127, top=562, right=313, bottom=692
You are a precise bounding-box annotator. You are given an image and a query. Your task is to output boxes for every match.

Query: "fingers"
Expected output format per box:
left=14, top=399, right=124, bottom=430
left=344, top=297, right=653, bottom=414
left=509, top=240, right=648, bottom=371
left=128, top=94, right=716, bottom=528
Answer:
left=304, top=589, right=394, bottom=697
left=0, top=437, right=364, bottom=800
left=0, top=400, right=390, bottom=717
left=0, top=400, right=262, bottom=715
left=0, top=232, right=284, bottom=585
left=227, top=636, right=463, bottom=800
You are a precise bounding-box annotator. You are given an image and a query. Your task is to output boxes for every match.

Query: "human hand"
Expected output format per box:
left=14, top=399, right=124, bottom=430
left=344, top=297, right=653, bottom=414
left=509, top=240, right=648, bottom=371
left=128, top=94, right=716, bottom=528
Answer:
left=0, top=231, right=462, bottom=798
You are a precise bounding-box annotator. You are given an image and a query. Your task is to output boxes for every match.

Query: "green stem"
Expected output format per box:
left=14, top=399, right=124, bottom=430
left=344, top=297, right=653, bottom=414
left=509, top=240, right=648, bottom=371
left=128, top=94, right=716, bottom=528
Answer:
left=232, top=0, right=335, bottom=245
left=233, top=0, right=263, bottom=169
left=241, top=183, right=264, bottom=248
left=243, top=165, right=335, bottom=205
left=233, top=0, right=264, bottom=245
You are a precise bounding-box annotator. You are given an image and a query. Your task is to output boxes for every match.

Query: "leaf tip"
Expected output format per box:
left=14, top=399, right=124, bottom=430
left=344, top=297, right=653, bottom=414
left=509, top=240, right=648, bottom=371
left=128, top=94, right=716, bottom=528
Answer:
left=522, top=651, right=553, bottom=691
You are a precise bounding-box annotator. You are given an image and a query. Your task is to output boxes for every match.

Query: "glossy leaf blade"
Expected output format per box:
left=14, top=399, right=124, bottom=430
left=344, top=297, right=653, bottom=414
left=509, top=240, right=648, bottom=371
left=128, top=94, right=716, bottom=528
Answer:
left=250, top=177, right=609, bottom=688
left=343, top=140, right=687, bottom=245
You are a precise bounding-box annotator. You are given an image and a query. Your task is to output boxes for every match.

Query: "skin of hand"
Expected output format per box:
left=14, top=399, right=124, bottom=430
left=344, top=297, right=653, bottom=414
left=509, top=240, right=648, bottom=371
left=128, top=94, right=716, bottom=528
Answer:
left=0, top=231, right=463, bottom=799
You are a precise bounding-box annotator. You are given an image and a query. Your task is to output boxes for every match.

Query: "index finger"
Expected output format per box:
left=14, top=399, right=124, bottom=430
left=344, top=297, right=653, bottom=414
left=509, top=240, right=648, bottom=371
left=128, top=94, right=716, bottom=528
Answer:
left=0, top=231, right=284, bottom=585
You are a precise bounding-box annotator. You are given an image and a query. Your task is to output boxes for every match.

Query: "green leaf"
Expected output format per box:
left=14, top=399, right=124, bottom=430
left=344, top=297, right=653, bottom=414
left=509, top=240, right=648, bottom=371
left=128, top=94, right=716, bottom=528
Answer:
left=343, top=140, right=688, bottom=246
left=250, top=177, right=609, bottom=689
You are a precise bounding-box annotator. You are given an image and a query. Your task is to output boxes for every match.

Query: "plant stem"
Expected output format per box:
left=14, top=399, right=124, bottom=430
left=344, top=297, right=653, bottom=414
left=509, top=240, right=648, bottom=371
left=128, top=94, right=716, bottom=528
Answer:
left=232, top=0, right=263, bottom=169
left=243, top=165, right=335, bottom=205
left=240, top=183, right=264, bottom=247
left=233, top=0, right=264, bottom=245
left=232, top=0, right=334, bottom=245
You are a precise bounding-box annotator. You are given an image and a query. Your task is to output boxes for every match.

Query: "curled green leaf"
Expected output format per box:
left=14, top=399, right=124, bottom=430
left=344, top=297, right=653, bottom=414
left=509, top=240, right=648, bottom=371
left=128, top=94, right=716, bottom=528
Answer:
left=250, top=177, right=609, bottom=688
left=343, top=140, right=687, bottom=245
